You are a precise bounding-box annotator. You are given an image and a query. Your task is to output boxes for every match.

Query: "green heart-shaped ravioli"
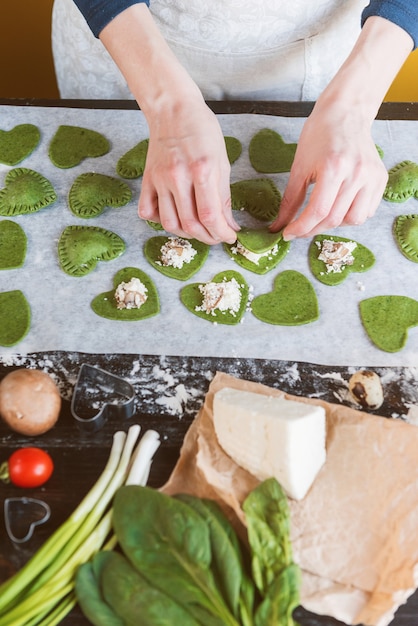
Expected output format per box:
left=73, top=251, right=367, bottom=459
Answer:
left=0, top=168, right=57, bottom=216
left=0, top=220, right=27, bottom=269
left=359, top=295, right=418, bottom=352
left=225, top=136, right=242, bottom=164
left=180, top=270, right=249, bottom=325
left=49, top=125, right=110, bottom=168
left=237, top=227, right=284, bottom=253
left=251, top=270, right=319, bottom=325
left=144, top=236, right=209, bottom=280
left=0, top=290, right=31, bottom=346
left=91, top=267, right=159, bottom=321
left=249, top=128, right=297, bottom=173
left=393, top=214, right=418, bottom=263
left=224, top=228, right=290, bottom=275
left=0, top=124, right=40, bottom=165
left=116, top=139, right=149, bottom=179
left=58, top=225, right=126, bottom=276
left=383, top=160, right=418, bottom=203
left=146, top=220, right=164, bottom=231
left=69, top=173, right=132, bottom=218
left=309, top=235, right=375, bottom=285
left=231, top=178, right=281, bottom=221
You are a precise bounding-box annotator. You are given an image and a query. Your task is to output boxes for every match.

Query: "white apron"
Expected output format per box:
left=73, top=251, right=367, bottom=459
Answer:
left=52, top=0, right=367, bottom=101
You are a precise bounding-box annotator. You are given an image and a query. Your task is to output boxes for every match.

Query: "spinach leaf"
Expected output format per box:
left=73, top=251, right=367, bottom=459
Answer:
left=175, top=494, right=255, bottom=621
left=75, top=552, right=124, bottom=626
left=100, top=550, right=201, bottom=626
left=243, top=478, right=301, bottom=626
left=113, top=485, right=240, bottom=626
left=254, top=564, right=300, bottom=626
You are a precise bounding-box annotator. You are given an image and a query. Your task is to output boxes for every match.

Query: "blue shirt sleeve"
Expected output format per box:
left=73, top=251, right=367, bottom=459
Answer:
left=73, top=0, right=149, bottom=38
left=362, top=0, right=418, bottom=49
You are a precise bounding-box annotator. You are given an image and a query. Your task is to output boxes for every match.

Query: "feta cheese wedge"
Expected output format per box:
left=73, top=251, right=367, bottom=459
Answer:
left=213, top=387, right=326, bottom=500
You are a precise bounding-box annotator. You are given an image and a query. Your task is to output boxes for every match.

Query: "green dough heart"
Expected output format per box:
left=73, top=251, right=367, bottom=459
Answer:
left=69, top=173, right=132, bottom=218
left=393, top=214, right=418, bottom=263
left=251, top=270, right=319, bottom=325
left=236, top=227, right=284, bottom=253
left=224, top=241, right=290, bottom=275
left=224, top=228, right=290, bottom=275
left=116, top=139, right=149, bottom=179
left=58, top=225, right=126, bottom=276
left=0, top=124, right=41, bottom=165
left=231, top=178, right=281, bottom=221
left=225, top=136, right=242, bottom=164
left=146, top=220, right=164, bottom=231
left=249, top=128, right=297, bottom=173
left=0, top=290, right=31, bottom=346
left=49, top=125, right=110, bottom=168
left=383, top=160, right=418, bottom=203
left=91, top=267, right=159, bottom=321
left=309, top=234, right=375, bottom=286
left=144, top=236, right=209, bottom=280
left=359, top=295, right=418, bottom=352
left=180, top=270, right=249, bottom=325
left=0, top=168, right=57, bottom=216
left=0, top=220, right=27, bottom=269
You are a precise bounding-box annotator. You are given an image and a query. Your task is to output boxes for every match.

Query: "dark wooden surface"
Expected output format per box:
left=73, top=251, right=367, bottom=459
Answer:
left=0, top=100, right=418, bottom=625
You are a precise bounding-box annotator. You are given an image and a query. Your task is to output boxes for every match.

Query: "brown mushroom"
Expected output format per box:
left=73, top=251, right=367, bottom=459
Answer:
left=0, top=369, right=61, bottom=436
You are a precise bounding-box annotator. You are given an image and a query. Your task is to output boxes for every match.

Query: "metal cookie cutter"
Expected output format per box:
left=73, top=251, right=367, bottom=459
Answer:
left=4, top=497, right=51, bottom=544
left=71, top=363, right=135, bottom=432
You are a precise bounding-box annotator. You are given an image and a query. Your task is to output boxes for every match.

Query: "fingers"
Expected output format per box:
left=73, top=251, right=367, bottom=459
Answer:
left=274, top=156, right=387, bottom=241
left=138, top=162, right=237, bottom=246
left=269, top=164, right=310, bottom=234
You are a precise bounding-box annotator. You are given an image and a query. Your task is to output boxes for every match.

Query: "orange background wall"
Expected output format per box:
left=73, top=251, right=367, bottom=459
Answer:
left=0, top=1, right=417, bottom=101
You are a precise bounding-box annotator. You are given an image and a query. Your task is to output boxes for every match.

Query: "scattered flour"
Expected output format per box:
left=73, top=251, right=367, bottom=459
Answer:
left=404, top=405, right=418, bottom=426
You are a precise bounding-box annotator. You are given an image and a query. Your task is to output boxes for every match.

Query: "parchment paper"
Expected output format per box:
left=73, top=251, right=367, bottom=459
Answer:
left=1, top=105, right=418, bottom=366
left=163, top=372, right=418, bottom=626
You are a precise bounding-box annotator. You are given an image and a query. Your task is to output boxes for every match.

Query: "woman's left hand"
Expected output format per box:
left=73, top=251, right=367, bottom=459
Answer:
left=270, top=102, right=388, bottom=240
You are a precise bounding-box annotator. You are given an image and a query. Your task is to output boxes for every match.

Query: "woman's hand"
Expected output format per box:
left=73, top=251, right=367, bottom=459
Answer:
left=271, top=16, right=413, bottom=240
left=270, top=104, right=388, bottom=239
left=100, top=4, right=238, bottom=245
left=138, top=100, right=238, bottom=245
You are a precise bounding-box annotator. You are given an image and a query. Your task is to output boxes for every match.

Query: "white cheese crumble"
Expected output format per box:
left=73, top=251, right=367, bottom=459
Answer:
left=231, top=241, right=279, bottom=265
left=114, top=277, right=148, bottom=310
left=316, top=239, right=357, bottom=273
left=196, top=278, right=242, bottom=316
left=157, top=237, right=197, bottom=269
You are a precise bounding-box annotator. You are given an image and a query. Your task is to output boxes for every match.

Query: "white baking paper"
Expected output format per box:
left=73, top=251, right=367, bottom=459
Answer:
left=0, top=104, right=418, bottom=367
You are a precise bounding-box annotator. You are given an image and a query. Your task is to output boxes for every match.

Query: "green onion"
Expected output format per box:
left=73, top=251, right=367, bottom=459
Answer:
left=0, top=425, right=160, bottom=626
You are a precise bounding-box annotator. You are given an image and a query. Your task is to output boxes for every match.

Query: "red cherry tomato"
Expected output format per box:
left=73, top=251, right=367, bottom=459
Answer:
left=7, top=447, right=54, bottom=488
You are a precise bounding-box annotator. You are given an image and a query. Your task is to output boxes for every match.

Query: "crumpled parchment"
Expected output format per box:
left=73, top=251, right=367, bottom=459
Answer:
left=162, top=371, right=418, bottom=626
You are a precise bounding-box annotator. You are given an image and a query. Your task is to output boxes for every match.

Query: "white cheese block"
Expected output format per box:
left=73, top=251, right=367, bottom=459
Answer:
left=213, top=387, right=326, bottom=500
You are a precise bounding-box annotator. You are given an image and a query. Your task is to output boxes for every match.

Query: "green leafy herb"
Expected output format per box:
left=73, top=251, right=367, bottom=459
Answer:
left=243, top=478, right=300, bottom=626
left=76, top=478, right=301, bottom=626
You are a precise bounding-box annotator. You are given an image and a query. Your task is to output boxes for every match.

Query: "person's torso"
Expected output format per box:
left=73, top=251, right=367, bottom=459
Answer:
left=52, top=0, right=367, bottom=101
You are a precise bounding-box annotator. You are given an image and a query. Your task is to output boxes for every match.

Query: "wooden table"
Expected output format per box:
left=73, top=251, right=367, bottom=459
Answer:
left=0, top=99, right=417, bottom=625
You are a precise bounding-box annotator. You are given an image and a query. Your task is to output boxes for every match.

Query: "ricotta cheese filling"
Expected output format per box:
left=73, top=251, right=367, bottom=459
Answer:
left=231, top=241, right=279, bottom=265
left=196, top=278, right=242, bottom=316
left=114, top=277, right=148, bottom=310
left=158, top=237, right=197, bottom=269
left=316, top=239, right=357, bottom=273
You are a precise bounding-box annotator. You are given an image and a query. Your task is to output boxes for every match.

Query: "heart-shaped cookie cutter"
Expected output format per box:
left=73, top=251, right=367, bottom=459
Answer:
left=71, top=363, right=135, bottom=432
left=4, top=497, right=51, bottom=544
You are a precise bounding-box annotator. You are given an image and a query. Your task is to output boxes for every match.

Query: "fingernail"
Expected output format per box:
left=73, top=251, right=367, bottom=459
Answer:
left=282, top=233, right=295, bottom=242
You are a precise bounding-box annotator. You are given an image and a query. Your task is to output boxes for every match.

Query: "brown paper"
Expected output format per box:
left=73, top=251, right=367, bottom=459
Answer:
left=162, top=371, right=418, bottom=626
